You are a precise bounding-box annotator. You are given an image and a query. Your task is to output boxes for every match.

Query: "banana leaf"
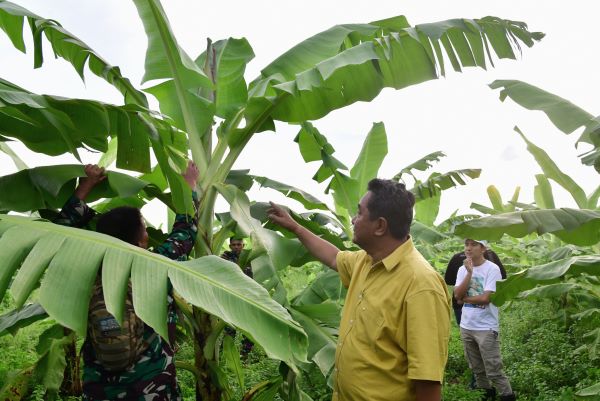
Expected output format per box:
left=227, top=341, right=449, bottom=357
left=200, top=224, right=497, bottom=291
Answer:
left=0, top=214, right=308, bottom=365
left=0, top=0, right=147, bottom=106
left=515, top=127, right=588, bottom=208
left=490, top=80, right=599, bottom=146
left=393, top=151, right=446, bottom=181
left=410, top=169, right=481, bottom=201
left=247, top=17, right=543, bottom=124
left=133, top=0, right=213, bottom=171
left=492, top=255, right=600, bottom=306
left=349, top=122, right=387, bottom=194
left=490, top=79, right=600, bottom=172
left=0, top=78, right=151, bottom=171
left=0, top=302, right=47, bottom=336
left=0, top=165, right=149, bottom=212
left=0, top=142, right=27, bottom=170
left=195, top=38, right=255, bottom=119
left=455, top=208, right=600, bottom=246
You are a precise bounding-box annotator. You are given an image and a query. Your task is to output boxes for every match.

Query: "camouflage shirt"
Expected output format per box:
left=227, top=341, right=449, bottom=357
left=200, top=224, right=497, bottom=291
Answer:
left=55, top=194, right=199, bottom=401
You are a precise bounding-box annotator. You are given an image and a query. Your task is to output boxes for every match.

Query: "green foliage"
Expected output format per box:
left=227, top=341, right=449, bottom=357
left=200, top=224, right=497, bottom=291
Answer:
left=501, top=300, right=600, bottom=400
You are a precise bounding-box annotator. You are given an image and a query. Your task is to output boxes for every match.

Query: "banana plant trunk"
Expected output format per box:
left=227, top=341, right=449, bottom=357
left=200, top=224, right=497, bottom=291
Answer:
left=192, top=308, right=221, bottom=401
left=60, top=329, right=82, bottom=397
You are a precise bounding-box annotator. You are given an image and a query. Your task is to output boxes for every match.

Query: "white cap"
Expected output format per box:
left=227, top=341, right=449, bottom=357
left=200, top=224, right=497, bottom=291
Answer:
left=474, top=239, right=488, bottom=247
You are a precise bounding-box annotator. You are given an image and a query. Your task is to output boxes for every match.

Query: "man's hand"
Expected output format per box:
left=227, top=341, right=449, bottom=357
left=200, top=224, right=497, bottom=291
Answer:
left=182, top=161, right=199, bottom=188
left=74, top=164, right=106, bottom=200
left=267, top=201, right=339, bottom=270
left=267, top=202, right=299, bottom=233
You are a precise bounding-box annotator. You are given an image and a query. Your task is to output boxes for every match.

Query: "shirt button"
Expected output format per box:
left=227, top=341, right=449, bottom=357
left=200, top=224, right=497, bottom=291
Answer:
left=362, top=307, right=366, bottom=311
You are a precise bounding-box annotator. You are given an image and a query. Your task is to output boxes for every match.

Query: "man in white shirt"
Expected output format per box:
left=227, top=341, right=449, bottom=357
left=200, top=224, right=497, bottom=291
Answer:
left=454, top=239, right=515, bottom=401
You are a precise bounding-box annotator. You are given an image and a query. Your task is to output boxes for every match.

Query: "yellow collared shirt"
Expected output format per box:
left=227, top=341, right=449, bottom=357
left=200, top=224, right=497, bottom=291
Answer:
left=333, top=238, right=450, bottom=401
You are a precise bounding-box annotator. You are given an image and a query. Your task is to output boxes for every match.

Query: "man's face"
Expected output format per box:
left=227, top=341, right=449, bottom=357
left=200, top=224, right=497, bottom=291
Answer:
left=464, top=239, right=485, bottom=260
left=229, top=239, right=244, bottom=255
left=351, top=192, right=377, bottom=248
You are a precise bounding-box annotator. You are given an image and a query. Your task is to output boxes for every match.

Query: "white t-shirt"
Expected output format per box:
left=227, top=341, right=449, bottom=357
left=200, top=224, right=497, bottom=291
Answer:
left=455, top=259, right=502, bottom=331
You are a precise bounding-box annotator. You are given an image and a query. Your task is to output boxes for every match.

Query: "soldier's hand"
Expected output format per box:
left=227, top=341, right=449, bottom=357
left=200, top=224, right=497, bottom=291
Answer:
left=83, top=164, right=106, bottom=185
left=182, top=161, right=199, bottom=188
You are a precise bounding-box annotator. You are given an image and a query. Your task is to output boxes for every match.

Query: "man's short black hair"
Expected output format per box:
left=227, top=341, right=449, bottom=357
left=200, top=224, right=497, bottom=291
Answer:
left=97, top=206, right=144, bottom=245
left=366, top=179, right=415, bottom=240
left=229, top=236, right=244, bottom=243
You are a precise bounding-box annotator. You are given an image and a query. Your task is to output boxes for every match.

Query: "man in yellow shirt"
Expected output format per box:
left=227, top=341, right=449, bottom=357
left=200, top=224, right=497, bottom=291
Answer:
left=268, top=179, right=450, bottom=401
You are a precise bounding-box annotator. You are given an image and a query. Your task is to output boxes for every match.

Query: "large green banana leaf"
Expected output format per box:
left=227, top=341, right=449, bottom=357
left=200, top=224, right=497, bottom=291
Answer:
left=247, top=17, right=543, bottom=124
left=492, top=255, right=600, bottom=306
left=455, top=208, right=600, bottom=246
left=490, top=80, right=599, bottom=146
left=0, top=215, right=308, bottom=365
left=0, top=78, right=151, bottom=171
left=515, top=127, right=588, bottom=208
left=490, top=79, right=600, bottom=172
left=0, top=165, right=150, bottom=212
left=0, top=0, right=147, bottom=107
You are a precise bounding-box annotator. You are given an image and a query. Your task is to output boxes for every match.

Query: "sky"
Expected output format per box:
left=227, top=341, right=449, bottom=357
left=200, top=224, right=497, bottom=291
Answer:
left=1, top=0, right=599, bottom=227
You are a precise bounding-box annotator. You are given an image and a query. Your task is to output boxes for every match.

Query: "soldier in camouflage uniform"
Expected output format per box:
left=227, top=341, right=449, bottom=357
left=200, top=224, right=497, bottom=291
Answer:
left=55, top=162, right=200, bottom=401
left=221, top=238, right=254, bottom=358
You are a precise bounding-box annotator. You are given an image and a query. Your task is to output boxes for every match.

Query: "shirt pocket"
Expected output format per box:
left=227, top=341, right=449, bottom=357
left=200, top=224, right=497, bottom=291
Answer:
left=354, top=298, right=385, bottom=348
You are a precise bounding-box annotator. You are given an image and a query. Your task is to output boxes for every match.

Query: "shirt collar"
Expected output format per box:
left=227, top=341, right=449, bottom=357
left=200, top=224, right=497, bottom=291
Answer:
left=373, top=236, right=414, bottom=272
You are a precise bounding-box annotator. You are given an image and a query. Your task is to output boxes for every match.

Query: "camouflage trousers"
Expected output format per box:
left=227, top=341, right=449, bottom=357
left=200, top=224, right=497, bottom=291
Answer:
left=82, top=337, right=181, bottom=401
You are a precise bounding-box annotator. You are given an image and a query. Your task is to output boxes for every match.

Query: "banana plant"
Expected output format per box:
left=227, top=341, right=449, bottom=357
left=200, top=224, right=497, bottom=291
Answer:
left=0, top=0, right=544, bottom=399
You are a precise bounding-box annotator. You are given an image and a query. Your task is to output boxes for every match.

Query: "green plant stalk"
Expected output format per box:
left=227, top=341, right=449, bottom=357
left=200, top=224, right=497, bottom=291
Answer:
left=200, top=39, right=216, bottom=164
left=205, top=108, right=246, bottom=182
left=198, top=187, right=217, bottom=252
left=212, top=101, right=280, bottom=186
left=146, top=2, right=208, bottom=173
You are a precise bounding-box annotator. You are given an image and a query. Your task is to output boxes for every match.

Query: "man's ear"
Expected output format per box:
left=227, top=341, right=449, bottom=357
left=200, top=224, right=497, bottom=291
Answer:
left=374, top=217, right=388, bottom=237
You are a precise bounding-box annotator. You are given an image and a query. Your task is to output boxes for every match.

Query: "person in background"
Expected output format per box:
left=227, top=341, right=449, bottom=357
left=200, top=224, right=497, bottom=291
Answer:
left=55, top=162, right=199, bottom=401
left=268, top=179, right=450, bottom=401
left=445, top=247, right=507, bottom=325
left=454, top=239, right=516, bottom=401
left=220, top=237, right=254, bottom=358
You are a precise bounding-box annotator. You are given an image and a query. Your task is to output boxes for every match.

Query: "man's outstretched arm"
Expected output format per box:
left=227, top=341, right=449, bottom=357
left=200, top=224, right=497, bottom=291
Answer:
left=267, top=202, right=339, bottom=271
